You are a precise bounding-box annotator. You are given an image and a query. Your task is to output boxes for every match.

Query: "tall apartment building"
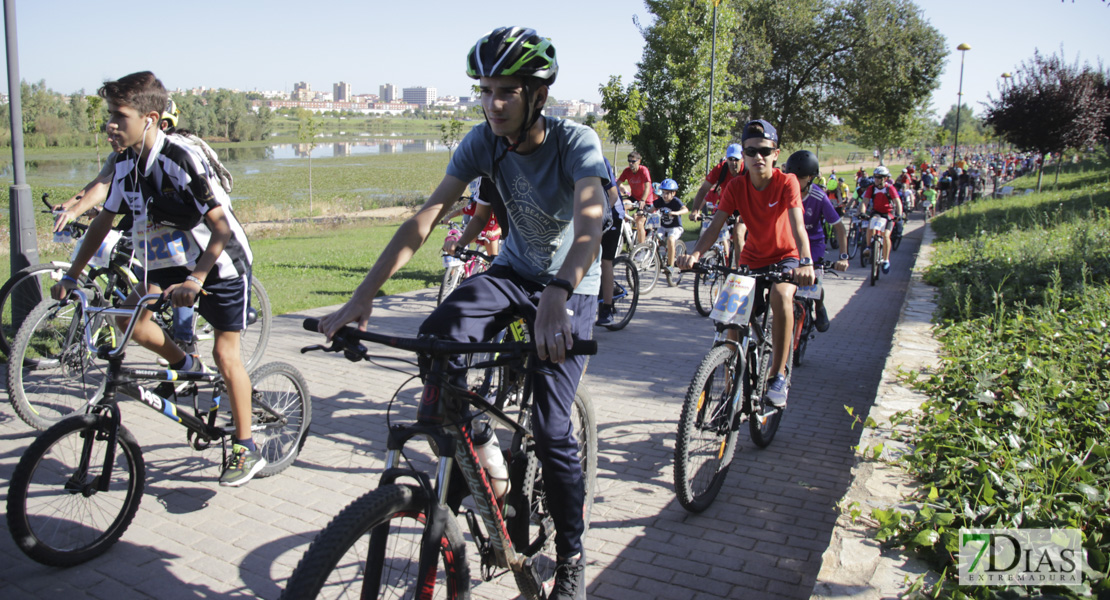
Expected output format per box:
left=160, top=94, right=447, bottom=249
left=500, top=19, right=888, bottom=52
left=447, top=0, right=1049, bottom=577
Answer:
left=379, top=83, right=398, bottom=103
left=402, top=86, right=437, bottom=106
left=333, top=81, right=351, bottom=103
left=292, top=81, right=312, bottom=102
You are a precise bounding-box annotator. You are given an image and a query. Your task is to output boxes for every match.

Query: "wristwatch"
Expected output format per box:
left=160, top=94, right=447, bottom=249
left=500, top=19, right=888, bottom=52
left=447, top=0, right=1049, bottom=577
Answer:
left=839, top=253, right=849, bottom=260
left=798, top=257, right=814, bottom=267
left=546, top=277, right=575, bottom=295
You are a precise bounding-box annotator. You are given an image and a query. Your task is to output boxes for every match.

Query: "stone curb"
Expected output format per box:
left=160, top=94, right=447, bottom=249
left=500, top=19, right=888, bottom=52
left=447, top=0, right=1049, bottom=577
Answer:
left=811, top=222, right=943, bottom=599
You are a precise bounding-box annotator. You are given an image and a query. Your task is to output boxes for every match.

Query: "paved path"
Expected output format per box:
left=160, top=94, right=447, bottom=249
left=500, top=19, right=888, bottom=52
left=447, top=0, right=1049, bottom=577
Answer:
left=0, top=214, right=927, bottom=599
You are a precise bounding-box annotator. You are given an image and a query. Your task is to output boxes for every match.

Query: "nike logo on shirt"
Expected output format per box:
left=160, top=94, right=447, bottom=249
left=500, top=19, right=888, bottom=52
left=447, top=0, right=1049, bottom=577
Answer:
left=768, top=201, right=780, bottom=207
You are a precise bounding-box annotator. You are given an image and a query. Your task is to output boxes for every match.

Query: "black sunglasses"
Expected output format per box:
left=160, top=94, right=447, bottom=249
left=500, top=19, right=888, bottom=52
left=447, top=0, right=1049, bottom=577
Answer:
left=742, top=146, right=776, bottom=158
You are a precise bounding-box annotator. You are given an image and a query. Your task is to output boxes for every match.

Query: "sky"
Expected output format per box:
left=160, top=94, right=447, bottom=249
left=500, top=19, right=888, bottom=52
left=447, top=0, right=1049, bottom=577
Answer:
left=4, top=0, right=1106, bottom=122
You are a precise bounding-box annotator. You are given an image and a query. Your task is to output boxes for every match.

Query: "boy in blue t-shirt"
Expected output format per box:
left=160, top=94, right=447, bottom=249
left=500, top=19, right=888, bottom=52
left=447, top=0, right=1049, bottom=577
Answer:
left=319, top=27, right=607, bottom=599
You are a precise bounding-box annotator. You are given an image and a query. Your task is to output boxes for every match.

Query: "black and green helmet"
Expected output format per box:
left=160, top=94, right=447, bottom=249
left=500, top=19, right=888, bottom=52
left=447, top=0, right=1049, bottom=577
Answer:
left=466, top=27, right=558, bottom=85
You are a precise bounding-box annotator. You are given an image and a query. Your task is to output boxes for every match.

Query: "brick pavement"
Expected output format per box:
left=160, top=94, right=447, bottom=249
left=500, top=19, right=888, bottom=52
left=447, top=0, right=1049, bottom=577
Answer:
left=0, top=214, right=926, bottom=599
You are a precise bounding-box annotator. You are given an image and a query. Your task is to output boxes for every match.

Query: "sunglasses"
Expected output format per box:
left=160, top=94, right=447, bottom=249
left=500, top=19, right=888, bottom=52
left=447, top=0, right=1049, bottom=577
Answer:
left=742, top=146, right=776, bottom=158
left=726, top=157, right=741, bottom=162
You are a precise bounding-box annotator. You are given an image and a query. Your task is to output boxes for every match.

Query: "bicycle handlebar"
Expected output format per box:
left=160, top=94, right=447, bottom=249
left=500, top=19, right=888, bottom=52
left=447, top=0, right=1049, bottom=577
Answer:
left=682, top=262, right=796, bottom=283
left=453, top=248, right=491, bottom=262
left=61, top=289, right=170, bottom=359
left=301, top=318, right=598, bottom=359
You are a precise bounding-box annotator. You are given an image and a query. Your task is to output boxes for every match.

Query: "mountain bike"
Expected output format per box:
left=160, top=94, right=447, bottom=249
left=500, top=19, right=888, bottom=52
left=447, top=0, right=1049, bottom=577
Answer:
left=861, top=214, right=889, bottom=286
left=791, top=262, right=840, bottom=368
left=630, top=210, right=686, bottom=294
left=673, top=263, right=794, bottom=513
left=693, top=213, right=736, bottom=317
left=843, top=209, right=867, bottom=261
left=284, top=319, right=597, bottom=599
left=6, top=290, right=310, bottom=567
left=601, top=255, right=639, bottom=331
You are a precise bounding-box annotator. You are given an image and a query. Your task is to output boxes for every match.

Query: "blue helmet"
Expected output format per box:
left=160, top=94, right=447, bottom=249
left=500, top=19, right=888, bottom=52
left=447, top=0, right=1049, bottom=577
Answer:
left=725, top=144, right=743, bottom=160
left=660, top=178, right=678, bottom=191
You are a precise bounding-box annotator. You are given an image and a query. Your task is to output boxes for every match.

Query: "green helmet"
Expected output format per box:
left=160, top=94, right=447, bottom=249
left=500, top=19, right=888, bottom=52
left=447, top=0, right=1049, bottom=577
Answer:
left=467, top=27, right=558, bottom=85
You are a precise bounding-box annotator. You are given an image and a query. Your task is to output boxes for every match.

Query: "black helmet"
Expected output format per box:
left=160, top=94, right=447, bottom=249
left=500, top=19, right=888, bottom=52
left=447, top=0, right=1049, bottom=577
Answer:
left=783, top=150, right=820, bottom=178
left=466, top=27, right=558, bottom=86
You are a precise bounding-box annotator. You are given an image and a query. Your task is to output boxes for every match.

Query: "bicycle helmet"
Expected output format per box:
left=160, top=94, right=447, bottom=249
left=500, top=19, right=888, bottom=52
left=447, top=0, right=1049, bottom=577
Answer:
left=467, top=27, right=558, bottom=85
left=161, top=98, right=180, bottom=130
left=660, top=178, right=678, bottom=191
left=873, top=166, right=891, bottom=177
left=783, top=150, right=820, bottom=178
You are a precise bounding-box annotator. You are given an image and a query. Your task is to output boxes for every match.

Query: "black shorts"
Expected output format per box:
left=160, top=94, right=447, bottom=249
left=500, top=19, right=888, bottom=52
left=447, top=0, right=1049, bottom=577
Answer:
left=600, top=226, right=621, bottom=260
left=145, top=267, right=251, bottom=332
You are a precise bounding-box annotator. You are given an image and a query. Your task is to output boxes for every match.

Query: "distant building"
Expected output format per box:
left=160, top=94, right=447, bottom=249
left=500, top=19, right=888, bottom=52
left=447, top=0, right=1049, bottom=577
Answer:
left=379, top=83, right=398, bottom=103
left=333, top=81, right=351, bottom=102
left=292, top=81, right=313, bottom=102
left=402, top=86, right=437, bottom=106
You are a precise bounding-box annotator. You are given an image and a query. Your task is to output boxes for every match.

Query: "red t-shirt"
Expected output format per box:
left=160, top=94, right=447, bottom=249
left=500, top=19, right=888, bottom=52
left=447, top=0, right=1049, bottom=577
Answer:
left=618, top=165, right=652, bottom=202
left=703, top=160, right=744, bottom=206
left=717, top=169, right=802, bottom=269
left=462, top=199, right=500, bottom=237
left=863, top=183, right=900, bottom=215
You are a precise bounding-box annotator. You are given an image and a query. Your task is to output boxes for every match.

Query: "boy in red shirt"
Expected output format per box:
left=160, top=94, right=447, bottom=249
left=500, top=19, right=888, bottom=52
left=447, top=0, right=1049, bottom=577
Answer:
left=618, top=150, right=652, bottom=243
left=679, top=119, right=814, bottom=408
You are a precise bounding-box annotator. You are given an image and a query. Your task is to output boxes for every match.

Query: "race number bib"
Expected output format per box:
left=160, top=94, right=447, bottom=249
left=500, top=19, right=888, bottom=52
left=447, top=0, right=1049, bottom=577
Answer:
left=134, top=215, right=201, bottom=271
left=795, top=268, right=823, bottom=300
left=647, top=213, right=661, bottom=228
left=709, top=274, right=757, bottom=325
left=869, top=215, right=888, bottom=231
left=71, top=229, right=123, bottom=269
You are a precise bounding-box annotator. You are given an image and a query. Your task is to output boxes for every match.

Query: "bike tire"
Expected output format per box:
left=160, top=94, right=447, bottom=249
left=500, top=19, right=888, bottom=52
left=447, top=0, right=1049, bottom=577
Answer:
left=606, top=256, right=639, bottom=331
left=845, top=227, right=858, bottom=260
left=508, top=388, right=597, bottom=598
left=438, top=266, right=462, bottom=306
left=670, top=240, right=688, bottom=286
left=8, top=298, right=113, bottom=431
left=280, top=483, right=470, bottom=600
left=859, top=235, right=869, bottom=268
left=630, top=242, right=660, bottom=295
left=748, top=328, right=782, bottom=448
left=0, top=262, right=74, bottom=357
left=191, top=274, right=272, bottom=372
left=693, top=249, right=721, bottom=317
left=792, top=300, right=810, bottom=368
left=7, top=413, right=145, bottom=566
left=248, top=362, right=312, bottom=477
left=891, top=227, right=903, bottom=252
left=870, top=238, right=881, bottom=286
left=674, top=344, right=742, bottom=513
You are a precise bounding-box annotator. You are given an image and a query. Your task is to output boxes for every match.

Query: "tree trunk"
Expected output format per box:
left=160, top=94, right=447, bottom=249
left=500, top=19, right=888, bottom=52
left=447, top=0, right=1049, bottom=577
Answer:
left=1035, top=161, right=1044, bottom=193
left=1054, top=155, right=1062, bottom=187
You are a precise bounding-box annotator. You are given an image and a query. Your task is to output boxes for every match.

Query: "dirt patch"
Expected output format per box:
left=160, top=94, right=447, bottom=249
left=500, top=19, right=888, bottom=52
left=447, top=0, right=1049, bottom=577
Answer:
left=242, top=205, right=416, bottom=236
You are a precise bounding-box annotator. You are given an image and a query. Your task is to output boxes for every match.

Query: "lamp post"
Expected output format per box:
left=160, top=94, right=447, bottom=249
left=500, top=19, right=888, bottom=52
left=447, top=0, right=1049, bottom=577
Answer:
left=950, top=42, right=971, bottom=211
left=704, top=0, right=722, bottom=174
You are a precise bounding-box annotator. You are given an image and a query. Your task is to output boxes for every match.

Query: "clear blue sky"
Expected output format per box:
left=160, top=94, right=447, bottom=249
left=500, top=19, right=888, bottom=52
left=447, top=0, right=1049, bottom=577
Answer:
left=5, top=0, right=1105, bottom=122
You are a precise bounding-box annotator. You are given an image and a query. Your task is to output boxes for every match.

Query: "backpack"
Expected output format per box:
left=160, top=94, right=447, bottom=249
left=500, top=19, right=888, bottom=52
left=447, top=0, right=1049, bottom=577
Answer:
left=174, top=132, right=234, bottom=194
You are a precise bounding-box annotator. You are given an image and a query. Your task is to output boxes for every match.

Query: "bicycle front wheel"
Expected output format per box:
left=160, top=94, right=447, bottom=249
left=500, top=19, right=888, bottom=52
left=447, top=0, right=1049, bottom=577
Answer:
left=748, top=333, right=782, bottom=448
left=606, top=256, right=639, bottom=331
left=845, top=227, right=858, bottom=260
left=792, top=300, right=810, bottom=368
left=870, top=239, right=881, bottom=286
left=281, top=483, right=469, bottom=600
left=630, top=242, right=660, bottom=295
left=7, top=413, right=145, bottom=566
left=438, top=266, right=462, bottom=305
left=8, top=298, right=112, bottom=431
left=674, top=344, right=741, bottom=513
left=0, top=262, right=76, bottom=357
left=249, top=362, right=312, bottom=478
left=693, top=249, right=721, bottom=317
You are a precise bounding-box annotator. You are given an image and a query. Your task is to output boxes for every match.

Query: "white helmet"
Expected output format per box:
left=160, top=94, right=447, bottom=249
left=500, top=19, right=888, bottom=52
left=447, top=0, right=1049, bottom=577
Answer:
left=873, top=166, right=891, bottom=177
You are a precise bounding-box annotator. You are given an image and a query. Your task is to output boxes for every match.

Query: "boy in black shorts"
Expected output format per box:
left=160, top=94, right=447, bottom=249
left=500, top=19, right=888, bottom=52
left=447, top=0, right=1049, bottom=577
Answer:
left=52, top=71, right=263, bottom=487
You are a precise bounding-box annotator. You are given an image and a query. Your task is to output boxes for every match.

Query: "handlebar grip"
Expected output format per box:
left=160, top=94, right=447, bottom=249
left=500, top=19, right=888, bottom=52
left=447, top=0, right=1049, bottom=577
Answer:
left=303, top=318, right=321, bottom=332
left=570, top=339, right=598, bottom=356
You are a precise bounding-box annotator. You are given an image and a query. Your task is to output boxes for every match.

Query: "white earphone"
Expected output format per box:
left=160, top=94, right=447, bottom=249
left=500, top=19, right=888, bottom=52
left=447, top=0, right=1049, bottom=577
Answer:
left=146, top=117, right=153, bottom=126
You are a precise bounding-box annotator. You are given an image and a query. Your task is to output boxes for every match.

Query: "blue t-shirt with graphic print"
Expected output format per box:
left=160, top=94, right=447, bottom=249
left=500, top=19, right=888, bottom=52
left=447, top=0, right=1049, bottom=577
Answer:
left=446, top=118, right=609, bottom=295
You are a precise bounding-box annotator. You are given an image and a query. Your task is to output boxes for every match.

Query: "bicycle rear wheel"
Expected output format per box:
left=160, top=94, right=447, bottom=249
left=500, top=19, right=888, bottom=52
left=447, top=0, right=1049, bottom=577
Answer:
left=674, top=344, right=741, bottom=513
left=606, top=256, right=639, bottom=331
left=7, top=413, right=145, bottom=566
left=670, top=239, right=688, bottom=285
left=748, top=328, right=782, bottom=448
left=508, top=389, right=597, bottom=598
left=8, top=298, right=113, bottom=431
left=0, top=262, right=73, bottom=357
left=845, top=227, right=858, bottom=260
left=693, top=249, right=722, bottom=317
left=281, top=483, right=470, bottom=599
left=630, top=242, right=660, bottom=295
left=249, top=362, right=312, bottom=478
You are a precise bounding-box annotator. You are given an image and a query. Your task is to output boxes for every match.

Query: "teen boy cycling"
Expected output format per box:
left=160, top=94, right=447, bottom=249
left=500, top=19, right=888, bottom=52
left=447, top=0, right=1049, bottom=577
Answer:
left=318, top=27, right=607, bottom=600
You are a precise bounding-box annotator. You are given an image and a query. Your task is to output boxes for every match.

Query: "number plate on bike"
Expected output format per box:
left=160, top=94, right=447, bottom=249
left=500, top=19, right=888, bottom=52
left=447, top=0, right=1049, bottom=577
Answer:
left=795, top=269, right=822, bottom=300
left=709, top=274, right=757, bottom=325
left=869, top=215, right=888, bottom=230
left=443, top=255, right=463, bottom=269
left=72, top=229, right=123, bottom=269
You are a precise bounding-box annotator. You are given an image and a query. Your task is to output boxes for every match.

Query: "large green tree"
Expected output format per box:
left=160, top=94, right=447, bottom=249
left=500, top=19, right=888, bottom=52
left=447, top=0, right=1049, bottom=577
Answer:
left=940, top=103, right=986, bottom=147
left=839, top=0, right=946, bottom=163
left=599, top=75, right=645, bottom=166
left=631, top=0, right=742, bottom=193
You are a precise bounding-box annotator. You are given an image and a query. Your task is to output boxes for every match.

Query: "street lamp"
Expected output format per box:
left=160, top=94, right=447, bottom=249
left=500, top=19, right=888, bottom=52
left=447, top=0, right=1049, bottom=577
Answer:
left=951, top=42, right=971, bottom=209
left=704, top=0, right=723, bottom=174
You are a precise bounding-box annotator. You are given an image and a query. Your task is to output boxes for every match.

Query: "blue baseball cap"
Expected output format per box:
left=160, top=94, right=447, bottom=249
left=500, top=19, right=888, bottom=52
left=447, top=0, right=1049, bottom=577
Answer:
left=725, top=143, right=743, bottom=159
left=741, top=119, right=778, bottom=144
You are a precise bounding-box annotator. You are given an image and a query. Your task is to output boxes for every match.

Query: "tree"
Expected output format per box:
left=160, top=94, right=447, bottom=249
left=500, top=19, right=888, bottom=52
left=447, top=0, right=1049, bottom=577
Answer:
left=297, top=109, right=321, bottom=213
left=631, top=0, right=741, bottom=193
left=940, top=103, right=985, bottom=146
left=438, top=115, right=464, bottom=162
left=86, top=95, right=106, bottom=166
left=985, top=49, right=1110, bottom=191
left=599, top=75, right=645, bottom=166
left=839, top=0, right=946, bottom=164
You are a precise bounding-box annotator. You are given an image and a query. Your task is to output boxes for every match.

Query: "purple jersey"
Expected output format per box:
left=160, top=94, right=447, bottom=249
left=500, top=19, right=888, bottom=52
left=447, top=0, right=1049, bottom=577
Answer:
left=802, top=185, right=840, bottom=241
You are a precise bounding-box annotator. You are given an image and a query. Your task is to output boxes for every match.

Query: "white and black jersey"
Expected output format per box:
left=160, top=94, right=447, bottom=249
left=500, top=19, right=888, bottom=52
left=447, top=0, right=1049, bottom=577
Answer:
left=104, top=131, right=251, bottom=280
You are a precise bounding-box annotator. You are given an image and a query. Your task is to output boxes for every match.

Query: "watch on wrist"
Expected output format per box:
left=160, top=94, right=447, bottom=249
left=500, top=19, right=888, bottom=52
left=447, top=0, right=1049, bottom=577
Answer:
left=839, top=253, right=850, bottom=261
left=547, top=277, right=574, bottom=295
left=798, top=257, right=814, bottom=267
